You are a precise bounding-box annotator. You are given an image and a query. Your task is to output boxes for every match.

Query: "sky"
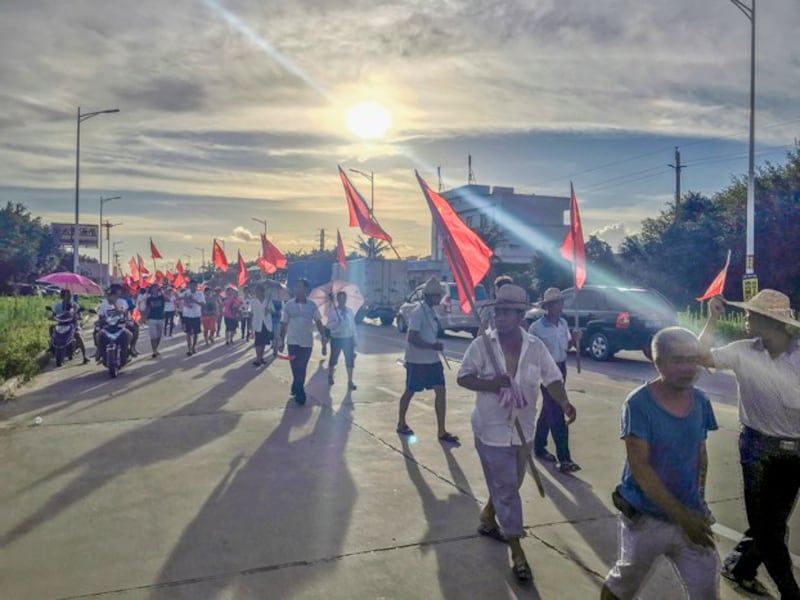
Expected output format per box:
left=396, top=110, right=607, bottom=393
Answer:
left=1, top=0, right=799, bottom=271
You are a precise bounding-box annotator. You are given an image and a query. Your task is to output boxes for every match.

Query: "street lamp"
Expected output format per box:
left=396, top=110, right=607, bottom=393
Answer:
left=730, top=0, right=757, bottom=298
left=350, top=168, right=376, bottom=258
left=251, top=217, right=267, bottom=236
left=74, top=106, right=120, bottom=273
left=99, top=195, right=121, bottom=279
left=195, top=247, right=206, bottom=269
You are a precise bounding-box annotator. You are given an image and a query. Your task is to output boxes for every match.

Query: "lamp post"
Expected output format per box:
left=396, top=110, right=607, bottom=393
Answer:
left=99, top=195, right=121, bottom=282
left=195, top=247, right=206, bottom=269
left=251, top=217, right=267, bottom=236
left=106, top=223, right=122, bottom=277
left=730, top=0, right=758, bottom=299
left=350, top=168, right=375, bottom=258
left=74, top=106, right=120, bottom=273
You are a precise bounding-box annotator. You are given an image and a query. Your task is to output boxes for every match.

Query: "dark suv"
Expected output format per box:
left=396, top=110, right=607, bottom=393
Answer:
left=526, top=285, right=677, bottom=361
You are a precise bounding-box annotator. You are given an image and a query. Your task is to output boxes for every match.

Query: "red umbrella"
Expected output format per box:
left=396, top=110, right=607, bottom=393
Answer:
left=37, top=272, right=103, bottom=295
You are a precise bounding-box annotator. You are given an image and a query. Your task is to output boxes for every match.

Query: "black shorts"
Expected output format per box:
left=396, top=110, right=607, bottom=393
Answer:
left=254, top=326, right=272, bottom=347
left=224, top=317, right=239, bottom=333
left=182, top=317, right=201, bottom=334
left=405, top=361, right=445, bottom=392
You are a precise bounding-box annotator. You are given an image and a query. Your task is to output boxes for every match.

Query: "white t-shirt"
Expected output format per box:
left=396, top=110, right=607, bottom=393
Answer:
left=250, top=296, right=273, bottom=333
left=404, top=303, right=440, bottom=364
left=164, top=294, right=176, bottom=312
left=529, top=316, right=571, bottom=364
left=712, top=338, right=800, bottom=438
left=98, top=298, right=129, bottom=318
left=180, top=290, right=205, bottom=318
left=327, top=307, right=356, bottom=339
left=459, top=329, right=563, bottom=447
left=280, top=299, right=321, bottom=348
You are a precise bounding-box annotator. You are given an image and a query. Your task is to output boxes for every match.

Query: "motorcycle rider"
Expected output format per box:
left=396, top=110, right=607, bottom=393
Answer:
left=50, top=289, right=89, bottom=363
left=95, top=284, right=134, bottom=364
left=120, top=286, right=141, bottom=357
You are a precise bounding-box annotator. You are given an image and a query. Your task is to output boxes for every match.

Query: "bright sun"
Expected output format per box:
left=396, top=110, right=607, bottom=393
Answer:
left=346, top=101, right=391, bottom=140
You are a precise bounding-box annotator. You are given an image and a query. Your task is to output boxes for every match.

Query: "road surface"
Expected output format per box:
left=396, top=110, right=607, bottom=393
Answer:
left=0, top=321, right=795, bottom=599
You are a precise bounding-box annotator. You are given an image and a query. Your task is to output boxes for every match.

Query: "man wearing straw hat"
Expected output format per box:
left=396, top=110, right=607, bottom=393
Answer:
left=529, top=287, right=582, bottom=473
left=701, top=290, right=800, bottom=599
left=457, top=284, right=577, bottom=582
left=396, top=276, right=459, bottom=444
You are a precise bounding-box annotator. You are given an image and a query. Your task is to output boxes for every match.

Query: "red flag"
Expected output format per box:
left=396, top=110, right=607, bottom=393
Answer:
left=237, top=250, right=249, bottom=287
left=137, top=253, right=150, bottom=276
left=149, top=238, right=163, bottom=260
left=128, top=257, right=140, bottom=282
left=165, top=270, right=175, bottom=283
left=338, top=166, right=392, bottom=242
left=260, top=234, right=287, bottom=269
left=416, top=171, right=492, bottom=314
left=155, top=270, right=165, bottom=285
left=173, top=272, right=188, bottom=290
left=336, top=229, right=347, bottom=272
left=559, top=183, right=586, bottom=289
left=697, top=250, right=731, bottom=301
left=257, top=257, right=277, bottom=274
left=212, top=239, right=228, bottom=272
left=176, top=259, right=186, bottom=275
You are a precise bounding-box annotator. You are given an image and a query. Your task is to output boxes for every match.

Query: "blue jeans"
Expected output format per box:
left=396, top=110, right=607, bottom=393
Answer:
left=533, top=361, right=570, bottom=462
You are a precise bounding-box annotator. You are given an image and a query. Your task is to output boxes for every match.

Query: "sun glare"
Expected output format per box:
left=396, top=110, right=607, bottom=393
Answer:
left=346, top=102, right=391, bottom=140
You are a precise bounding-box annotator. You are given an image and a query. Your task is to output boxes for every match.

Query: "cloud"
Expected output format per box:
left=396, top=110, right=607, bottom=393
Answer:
left=590, top=223, right=630, bottom=251
left=232, top=226, right=259, bottom=242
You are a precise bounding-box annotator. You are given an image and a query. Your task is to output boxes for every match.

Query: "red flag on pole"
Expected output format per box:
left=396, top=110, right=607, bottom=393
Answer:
left=237, top=250, right=249, bottom=287
left=260, top=234, right=287, bottom=269
left=175, top=259, right=186, bottom=275
left=559, top=182, right=586, bottom=289
left=416, top=171, right=492, bottom=313
left=128, top=257, right=140, bottom=282
left=257, top=257, right=277, bottom=274
left=155, top=270, right=165, bottom=285
left=336, top=229, right=347, bottom=272
left=212, top=239, right=228, bottom=272
left=165, top=270, right=175, bottom=284
left=137, top=253, right=150, bottom=277
left=697, top=250, right=731, bottom=301
left=338, top=166, right=392, bottom=242
left=150, top=238, right=163, bottom=260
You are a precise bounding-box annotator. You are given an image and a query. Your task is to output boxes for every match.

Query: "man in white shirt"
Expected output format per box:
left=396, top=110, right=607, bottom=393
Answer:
left=95, top=284, right=133, bottom=362
left=396, top=276, right=458, bottom=444
left=529, top=287, right=582, bottom=473
left=279, top=278, right=326, bottom=405
left=180, top=279, right=205, bottom=356
left=457, top=284, right=576, bottom=582
left=701, top=290, right=800, bottom=599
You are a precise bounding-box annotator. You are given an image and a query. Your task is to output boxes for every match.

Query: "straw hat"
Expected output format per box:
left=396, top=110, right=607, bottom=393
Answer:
left=539, top=287, right=564, bottom=307
left=488, top=284, right=530, bottom=310
left=423, top=276, right=443, bottom=296
left=726, top=289, right=800, bottom=329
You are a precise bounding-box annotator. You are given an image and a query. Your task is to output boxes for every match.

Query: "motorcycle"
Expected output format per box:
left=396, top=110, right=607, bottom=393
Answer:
left=46, top=307, right=76, bottom=367
left=94, top=309, right=128, bottom=378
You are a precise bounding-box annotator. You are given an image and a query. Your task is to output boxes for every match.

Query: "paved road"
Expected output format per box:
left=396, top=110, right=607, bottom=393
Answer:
left=0, top=322, right=796, bottom=599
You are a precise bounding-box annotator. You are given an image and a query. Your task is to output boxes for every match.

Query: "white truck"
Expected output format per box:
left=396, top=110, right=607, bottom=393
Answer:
left=332, top=258, right=408, bottom=325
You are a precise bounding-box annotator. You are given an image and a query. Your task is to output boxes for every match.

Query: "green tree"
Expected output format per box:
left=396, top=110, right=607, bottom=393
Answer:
left=0, top=203, right=63, bottom=291
left=353, top=235, right=390, bottom=259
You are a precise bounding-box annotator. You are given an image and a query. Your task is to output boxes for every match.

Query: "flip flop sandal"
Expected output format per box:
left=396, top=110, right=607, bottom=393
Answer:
left=438, top=432, right=460, bottom=444
left=477, top=523, right=508, bottom=544
left=512, top=559, right=532, bottom=582
left=396, top=425, right=415, bottom=436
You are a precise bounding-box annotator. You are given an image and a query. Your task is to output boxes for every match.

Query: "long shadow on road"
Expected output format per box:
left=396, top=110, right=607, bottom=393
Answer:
left=149, top=393, right=356, bottom=598
left=0, top=361, right=256, bottom=547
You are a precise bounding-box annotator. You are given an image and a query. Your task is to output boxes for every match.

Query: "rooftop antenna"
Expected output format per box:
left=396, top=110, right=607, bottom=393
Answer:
left=468, top=154, right=477, bottom=184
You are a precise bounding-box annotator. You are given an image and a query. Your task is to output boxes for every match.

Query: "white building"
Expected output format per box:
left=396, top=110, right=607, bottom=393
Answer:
left=432, top=184, right=570, bottom=264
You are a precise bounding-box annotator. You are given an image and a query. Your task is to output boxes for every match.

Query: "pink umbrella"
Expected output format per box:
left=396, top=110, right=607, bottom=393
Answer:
left=37, top=272, right=103, bottom=296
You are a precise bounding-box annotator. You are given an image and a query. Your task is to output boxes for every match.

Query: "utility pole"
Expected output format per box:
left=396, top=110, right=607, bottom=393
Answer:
left=668, top=146, right=684, bottom=219
left=318, top=229, right=326, bottom=252
left=437, top=165, right=443, bottom=192
left=102, top=221, right=122, bottom=279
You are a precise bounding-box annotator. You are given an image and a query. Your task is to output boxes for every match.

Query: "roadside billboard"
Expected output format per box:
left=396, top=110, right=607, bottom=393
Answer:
left=51, top=223, right=99, bottom=248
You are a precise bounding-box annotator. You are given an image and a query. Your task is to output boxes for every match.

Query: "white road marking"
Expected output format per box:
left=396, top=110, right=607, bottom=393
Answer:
left=712, top=523, right=800, bottom=568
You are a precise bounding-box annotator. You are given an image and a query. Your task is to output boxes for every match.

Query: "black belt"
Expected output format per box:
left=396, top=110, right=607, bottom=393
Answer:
left=743, top=426, right=800, bottom=453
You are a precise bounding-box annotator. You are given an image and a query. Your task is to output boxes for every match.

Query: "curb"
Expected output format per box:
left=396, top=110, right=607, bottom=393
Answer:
left=0, top=350, right=50, bottom=403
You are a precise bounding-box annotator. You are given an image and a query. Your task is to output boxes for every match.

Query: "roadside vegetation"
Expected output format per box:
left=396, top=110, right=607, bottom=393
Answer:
left=678, top=309, right=748, bottom=343
left=0, top=296, right=52, bottom=384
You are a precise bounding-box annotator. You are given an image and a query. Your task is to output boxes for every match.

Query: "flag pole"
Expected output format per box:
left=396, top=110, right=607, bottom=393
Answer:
left=422, top=176, right=545, bottom=497
left=571, top=182, right=582, bottom=374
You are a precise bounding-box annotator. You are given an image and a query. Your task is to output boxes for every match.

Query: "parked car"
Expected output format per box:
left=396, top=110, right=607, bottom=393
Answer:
left=524, top=285, right=677, bottom=361
left=396, top=281, right=488, bottom=337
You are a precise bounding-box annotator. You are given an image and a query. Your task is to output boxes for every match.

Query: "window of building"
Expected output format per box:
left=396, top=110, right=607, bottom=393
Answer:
left=466, top=216, right=474, bottom=227
left=480, top=215, right=488, bottom=229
